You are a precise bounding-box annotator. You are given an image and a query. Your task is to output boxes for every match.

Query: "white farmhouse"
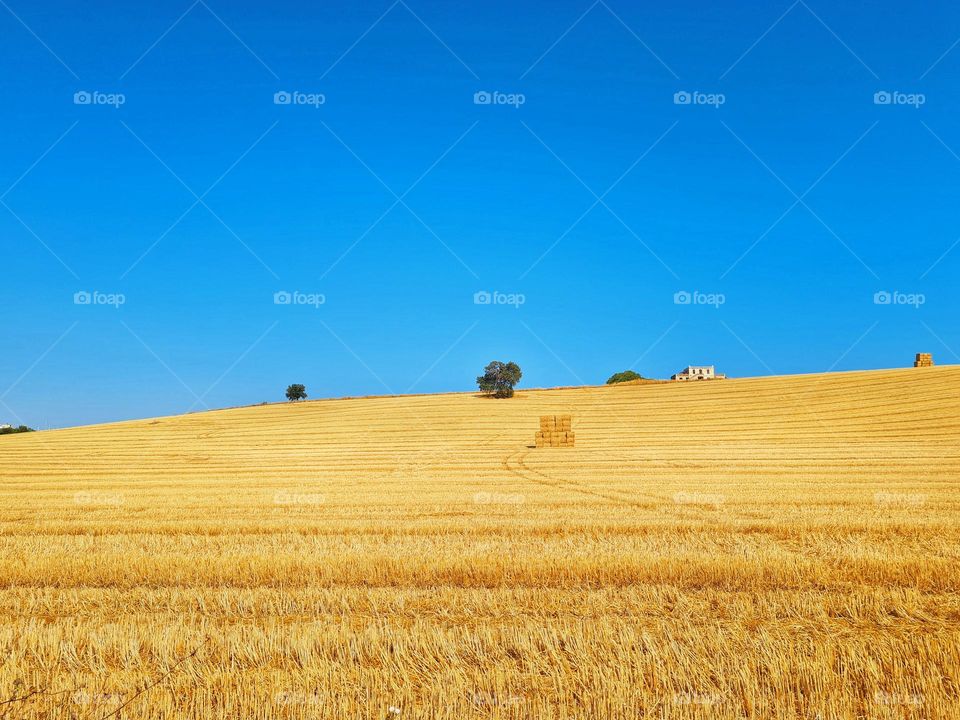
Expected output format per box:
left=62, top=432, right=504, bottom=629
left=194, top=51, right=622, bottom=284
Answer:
left=672, top=365, right=726, bottom=381
left=0, top=424, right=11, bottom=430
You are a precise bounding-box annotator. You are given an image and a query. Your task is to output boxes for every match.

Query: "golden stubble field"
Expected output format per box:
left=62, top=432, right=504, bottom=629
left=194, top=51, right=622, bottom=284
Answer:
left=0, top=366, right=958, bottom=719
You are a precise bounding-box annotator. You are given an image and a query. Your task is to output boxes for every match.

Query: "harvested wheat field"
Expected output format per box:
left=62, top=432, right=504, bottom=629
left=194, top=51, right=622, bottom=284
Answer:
left=1, top=366, right=959, bottom=719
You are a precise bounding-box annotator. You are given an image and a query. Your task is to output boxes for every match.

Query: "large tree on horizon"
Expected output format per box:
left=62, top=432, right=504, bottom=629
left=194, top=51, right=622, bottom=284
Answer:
left=285, top=384, right=307, bottom=402
left=476, top=361, right=522, bottom=399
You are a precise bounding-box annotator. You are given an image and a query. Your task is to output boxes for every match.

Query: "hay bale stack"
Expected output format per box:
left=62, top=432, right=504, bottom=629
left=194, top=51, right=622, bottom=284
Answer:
left=914, top=353, right=934, bottom=368
left=536, top=415, right=574, bottom=447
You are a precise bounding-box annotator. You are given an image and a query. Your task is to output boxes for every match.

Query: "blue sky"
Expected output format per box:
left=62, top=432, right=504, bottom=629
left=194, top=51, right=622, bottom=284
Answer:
left=2, top=0, right=959, bottom=428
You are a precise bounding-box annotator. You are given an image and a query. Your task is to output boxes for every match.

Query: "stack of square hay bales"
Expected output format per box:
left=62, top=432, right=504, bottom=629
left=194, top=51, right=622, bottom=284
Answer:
left=535, top=415, right=574, bottom=447
left=914, top=353, right=934, bottom=367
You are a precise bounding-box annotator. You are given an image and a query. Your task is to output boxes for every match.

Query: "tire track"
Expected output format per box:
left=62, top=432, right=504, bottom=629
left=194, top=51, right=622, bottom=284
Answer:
left=502, top=449, right=660, bottom=508
left=503, top=449, right=734, bottom=523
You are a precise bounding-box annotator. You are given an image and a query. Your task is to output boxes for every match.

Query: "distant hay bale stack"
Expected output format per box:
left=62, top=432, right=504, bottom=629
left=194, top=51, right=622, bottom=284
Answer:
left=914, top=353, right=934, bottom=368
left=536, top=415, right=574, bottom=447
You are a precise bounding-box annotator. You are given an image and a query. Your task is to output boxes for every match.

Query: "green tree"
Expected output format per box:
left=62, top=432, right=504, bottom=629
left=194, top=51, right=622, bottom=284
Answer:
left=285, top=384, right=307, bottom=402
left=477, top=361, right=522, bottom=398
left=0, top=425, right=35, bottom=435
left=606, top=370, right=643, bottom=385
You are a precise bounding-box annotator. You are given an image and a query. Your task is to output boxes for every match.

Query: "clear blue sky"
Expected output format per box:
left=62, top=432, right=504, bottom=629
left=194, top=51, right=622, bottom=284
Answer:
left=2, top=0, right=959, bottom=428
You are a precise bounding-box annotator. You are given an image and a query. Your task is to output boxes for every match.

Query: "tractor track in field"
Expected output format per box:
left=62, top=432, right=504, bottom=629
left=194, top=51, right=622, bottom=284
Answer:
left=502, top=449, right=727, bottom=522
left=502, top=449, right=661, bottom=509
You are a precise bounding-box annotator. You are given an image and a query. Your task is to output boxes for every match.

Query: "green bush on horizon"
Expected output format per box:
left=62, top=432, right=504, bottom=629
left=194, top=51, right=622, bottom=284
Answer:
left=606, top=370, right=643, bottom=385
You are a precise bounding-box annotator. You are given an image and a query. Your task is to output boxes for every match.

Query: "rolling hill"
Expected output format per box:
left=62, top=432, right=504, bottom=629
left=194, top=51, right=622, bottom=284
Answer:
left=0, top=366, right=958, bottom=719
left=3, top=365, right=959, bottom=487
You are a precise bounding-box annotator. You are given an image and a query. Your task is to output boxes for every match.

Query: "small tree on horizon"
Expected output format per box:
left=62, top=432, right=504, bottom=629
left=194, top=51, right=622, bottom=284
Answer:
left=477, top=361, right=522, bottom=398
left=606, top=370, right=643, bottom=385
left=285, top=384, right=307, bottom=402
left=0, top=424, right=34, bottom=435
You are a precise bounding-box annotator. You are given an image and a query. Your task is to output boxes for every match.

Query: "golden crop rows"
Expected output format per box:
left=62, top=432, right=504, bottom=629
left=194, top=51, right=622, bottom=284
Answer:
left=0, top=366, right=958, bottom=718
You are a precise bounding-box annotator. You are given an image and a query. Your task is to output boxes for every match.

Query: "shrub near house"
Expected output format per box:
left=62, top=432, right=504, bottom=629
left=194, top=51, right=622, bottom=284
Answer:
left=606, top=370, right=643, bottom=384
